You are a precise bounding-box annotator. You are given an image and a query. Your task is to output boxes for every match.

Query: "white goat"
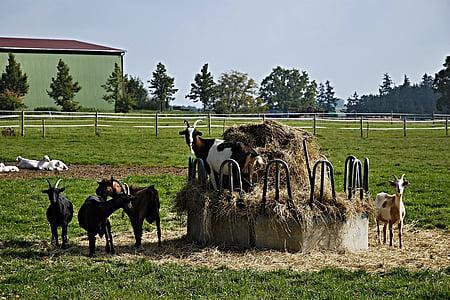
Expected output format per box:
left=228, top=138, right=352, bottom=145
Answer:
left=0, top=163, right=19, bottom=172
left=375, top=174, right=410, bottom=249
left=16, top=156, right=40, bottom=169
left=38, top=155, right=69, bottom=171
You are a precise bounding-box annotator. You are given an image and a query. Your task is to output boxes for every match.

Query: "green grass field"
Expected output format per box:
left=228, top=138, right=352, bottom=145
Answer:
left=1, top=119, right=449, bottom=298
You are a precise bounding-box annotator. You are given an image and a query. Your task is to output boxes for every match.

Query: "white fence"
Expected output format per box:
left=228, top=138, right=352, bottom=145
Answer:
left=0, top=111, right=449, bottom=137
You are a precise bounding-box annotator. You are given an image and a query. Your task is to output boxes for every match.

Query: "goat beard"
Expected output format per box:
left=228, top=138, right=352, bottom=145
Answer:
left=189, top=145, right=195, bottom=155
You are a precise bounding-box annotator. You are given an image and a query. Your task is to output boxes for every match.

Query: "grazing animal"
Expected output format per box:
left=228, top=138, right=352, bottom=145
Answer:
left=96, top=177, right=161, bottom=249
left=375, top=174, right=410, bottom=249
left=0, top=163, right=19, bottom=172
left=179, top=119, right=263, bottom=190
left=42, top=179, right=73, bottom=249
left=78, top=185, right=134, bottom=257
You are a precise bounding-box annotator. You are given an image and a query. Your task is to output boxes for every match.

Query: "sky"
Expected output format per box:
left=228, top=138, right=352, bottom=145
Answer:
left=2, top=0, right=450, bottom=107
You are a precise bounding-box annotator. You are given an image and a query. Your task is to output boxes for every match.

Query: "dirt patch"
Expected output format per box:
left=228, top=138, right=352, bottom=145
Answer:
left=74, top=225, right=449, bottom=273
left=0, top=164, right=187, bottom=180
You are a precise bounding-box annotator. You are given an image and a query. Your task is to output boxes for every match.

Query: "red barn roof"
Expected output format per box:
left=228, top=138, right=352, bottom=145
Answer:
left=0, top=37, right=124, bottom=53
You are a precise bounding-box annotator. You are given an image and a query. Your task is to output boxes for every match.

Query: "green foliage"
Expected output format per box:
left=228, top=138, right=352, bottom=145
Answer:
left=102, top=63, right=135, bottom=113
left=0, top=53, right=29, bottom=97
left=260, top=66, right=317, bottom=112
left=345, top=91, right=360, bottom=113
left=348, top=74, right=438, bottom=114
left=47, top=59, right=81, bottom=112
left=0, top=90, right=26, bottom=110
left=317, top=81, right=338, bottom=112
left=148, top=62, right=178, bottom=112
left=434, top=56, right=450, bottom=113
left=215, top=70, right=264, bottom=113
left=126, top=76, right=150, bottom=110
left=379, top=73, right=394, bottom=96
left=186, top=63, right=217, bottom=111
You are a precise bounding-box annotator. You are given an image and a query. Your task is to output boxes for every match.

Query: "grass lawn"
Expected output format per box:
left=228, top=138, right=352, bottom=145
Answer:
left=0, top=120, right=449, bottom=298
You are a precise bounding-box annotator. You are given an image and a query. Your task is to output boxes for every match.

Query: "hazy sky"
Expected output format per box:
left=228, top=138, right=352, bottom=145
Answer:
left=2, top=0, right=450, bottom=106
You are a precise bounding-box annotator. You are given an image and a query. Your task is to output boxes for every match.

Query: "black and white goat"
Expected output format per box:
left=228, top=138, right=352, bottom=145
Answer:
left=42, top=179, right=73, bottom=249
left=78, top=181, right=134, bottom=256
left=179, top=119, right=263, bottom=190
left=96, top=177, right=161, bottom=249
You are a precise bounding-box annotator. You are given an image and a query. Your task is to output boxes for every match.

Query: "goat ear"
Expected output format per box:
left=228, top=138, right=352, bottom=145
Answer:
left=389, top=180, right=396, bottom=186
left=179, top=130, right=186, bottom=135
left=197, top=131, right=203, bottom=136
left=403, top=180, right=410, bottom=187
left=42, top=189, right=49, bottom=194
left=59, top=187, right=65, bottom=192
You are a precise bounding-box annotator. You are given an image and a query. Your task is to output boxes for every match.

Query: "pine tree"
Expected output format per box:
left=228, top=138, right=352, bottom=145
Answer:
left=102, top=63, right=135, bottom=112
left=148, top=62, right=178, bottom=112
left=47, top=59, right=81, bottom=111
left=345, top=92, right=360, bottom=113
left=379, top=73, right=394, bottom=96
left=420, top=73, right=434, bottom=88
left=402, top=74, right=411, bottom=87
left=434, top=56, right=450, bottom=112
left=324, top=80, right=338, bottom=112
left=186, top=63, right=217, bottom=111
left=0, top=53, right=29, bottom=97
left=316, top=82, right=326, bottom=111
left=126, top=76, right=149, bottom=110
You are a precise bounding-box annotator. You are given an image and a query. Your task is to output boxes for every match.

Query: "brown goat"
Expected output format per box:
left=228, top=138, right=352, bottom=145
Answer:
left=96, top=177, right=161, bottom=249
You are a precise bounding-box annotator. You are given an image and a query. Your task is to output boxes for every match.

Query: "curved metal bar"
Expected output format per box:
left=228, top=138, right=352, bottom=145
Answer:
left=310, top=160, right=336, bottom=205
left=344, top=155, right=356, bottom=195
left=351, top=159, right=363, bottom=200
left=363, top=157, right=370, bottom=195
left=191, top=158, right=207, bottom=188
left=218, top=159, right=242, bottom=195
left=302, top=139, right=312, bottom=180
left=261, top=159, right=293, bottom=212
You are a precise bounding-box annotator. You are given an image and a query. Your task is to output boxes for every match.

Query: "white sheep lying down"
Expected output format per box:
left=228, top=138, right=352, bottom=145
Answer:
left=16, top=155, right=69, bottom=171
left=0, top=163, right=19, bottom=172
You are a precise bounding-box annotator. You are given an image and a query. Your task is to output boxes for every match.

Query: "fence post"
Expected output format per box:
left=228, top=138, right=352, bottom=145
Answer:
left=403, top=116, right=407, bottom=137
left=21, top=111, right=25, bottom=137
left=262, top=114, right=266, bottom=122
left=313, top=114, right=316, bottom=135
left=360, top=116, right=363, bottom=138
left=95, top=111, right=99, bottom=136
left=208, top=111, right=211, bottom=136
left=366, top=120, right=369, bottom=138
left=155, top=112, right=159, bottom=138
left=42, top=119, right=45, bottom=138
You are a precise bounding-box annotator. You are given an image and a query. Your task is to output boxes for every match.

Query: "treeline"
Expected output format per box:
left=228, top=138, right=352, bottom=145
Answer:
left=1, top=53, right=449, bottom=114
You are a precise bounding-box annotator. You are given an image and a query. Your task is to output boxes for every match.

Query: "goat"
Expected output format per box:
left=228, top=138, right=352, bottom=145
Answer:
left=78, top=183, right=134, bottom=257
left=179, top=119, right=263, bottom=191
left=16, top=156, right=40, bottom=169
left=37, top=155, right=69, bottom=171
left=0, top=163, right=19, bottom=172
left=375, top=174, right=410, bottom=249
left=42, top=179, right=73, bottom=249
left=96, top=177, right=161, bottom=249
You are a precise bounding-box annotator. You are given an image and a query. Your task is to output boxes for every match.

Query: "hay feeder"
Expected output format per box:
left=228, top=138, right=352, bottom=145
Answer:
left=176, top=121, right=371, bottom=253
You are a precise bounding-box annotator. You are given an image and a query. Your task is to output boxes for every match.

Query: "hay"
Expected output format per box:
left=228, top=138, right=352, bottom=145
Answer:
left=174, top=121, right=372, bottom=246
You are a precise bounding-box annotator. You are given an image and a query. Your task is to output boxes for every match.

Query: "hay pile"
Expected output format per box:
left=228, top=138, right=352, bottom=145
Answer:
left=174, top=121, right=371, bottom=229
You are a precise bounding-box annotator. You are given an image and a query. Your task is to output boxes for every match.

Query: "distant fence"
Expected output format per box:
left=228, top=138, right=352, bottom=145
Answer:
left=0, top=110, right=449, bottom=138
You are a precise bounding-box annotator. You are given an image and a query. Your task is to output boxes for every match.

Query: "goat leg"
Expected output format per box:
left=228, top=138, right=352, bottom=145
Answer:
left=376, top=220, right=381, bottom=244
left=156, top=214, right=162, bottom=247
left=51, top=225, right=59, bottom=247
left=389, top=223, right=393, bottom=247
left=105, top=220, right=115, bottom=254
left=61, top=225, right=69, bottom=249
left=88, top=232, right=96, bottom=257
left=398, top=221, right=403, bottom=249
left=382, top=223, right=387, bottom=244
left=131, top=219, right=143, bottom=250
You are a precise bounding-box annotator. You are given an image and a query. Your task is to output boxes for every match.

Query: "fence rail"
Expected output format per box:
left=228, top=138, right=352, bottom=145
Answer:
left=0, top=111, right=449, bottom=137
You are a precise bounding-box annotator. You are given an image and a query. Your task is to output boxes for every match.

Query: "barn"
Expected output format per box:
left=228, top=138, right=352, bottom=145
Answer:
left=0, top=37, right=125, bottom=110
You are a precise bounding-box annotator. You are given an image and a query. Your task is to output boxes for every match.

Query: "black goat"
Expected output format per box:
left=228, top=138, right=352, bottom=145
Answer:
left=78, top=185, right=134, bottom=257
left=42, top=179, right=73, bottom=249
left=96, top=177, right=161, bottom=249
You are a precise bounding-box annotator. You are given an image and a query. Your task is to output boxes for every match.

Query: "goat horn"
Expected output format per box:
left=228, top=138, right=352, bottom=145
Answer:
left=401, top=174, right=405, bottom=180
left=193, top=119, right=203, bottom=128
left=184, top=120, right=190, bottom=127
left=55, top=178, right=62, bottom=189
left=392, top=175, right=398, bottom=181
left=46, top=179, right=52, bottom=189
left=124, top=183, right=130, bottom=196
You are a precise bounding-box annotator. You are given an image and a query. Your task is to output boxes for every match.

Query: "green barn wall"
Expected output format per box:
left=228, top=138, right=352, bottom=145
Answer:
left=0, top=52, right=123, bottom=110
